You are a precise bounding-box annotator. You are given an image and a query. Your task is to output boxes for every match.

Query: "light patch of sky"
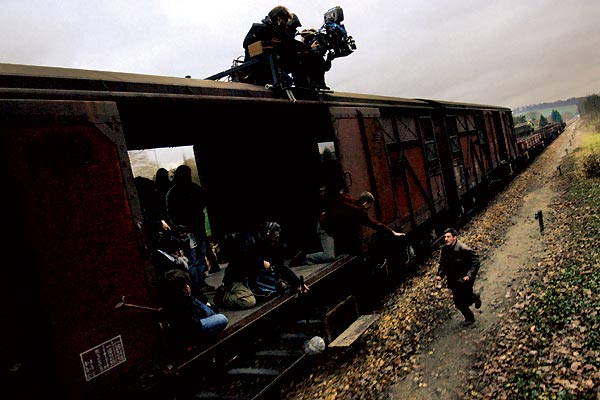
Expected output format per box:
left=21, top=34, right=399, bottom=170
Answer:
left=1, top=0, right=599, bottom=108
left=129, top=146, right=195, bottom=178
left=152, top=146, right=194, bottom=170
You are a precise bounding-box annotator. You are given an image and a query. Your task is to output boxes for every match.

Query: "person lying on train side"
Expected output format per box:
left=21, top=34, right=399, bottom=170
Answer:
left=216, top=221, right=309, bottom=309
left=289, top=190, right=405, bottom=267
left=162, top=269, right=228, bottom=346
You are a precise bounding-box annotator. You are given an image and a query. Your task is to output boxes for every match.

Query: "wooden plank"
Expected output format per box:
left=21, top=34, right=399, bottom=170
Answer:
left=324, top=295, right=358, bottom=343
left=328, top=314, right=380, bottom=348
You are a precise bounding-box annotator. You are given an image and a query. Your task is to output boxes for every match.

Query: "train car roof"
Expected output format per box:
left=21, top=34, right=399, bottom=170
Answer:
left=0, top=62, right=507, bottom=111
left=415, top=97, right=512, bottom=112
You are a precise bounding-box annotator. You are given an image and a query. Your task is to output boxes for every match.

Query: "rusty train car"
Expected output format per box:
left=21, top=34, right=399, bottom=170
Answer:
left=0, top=62, right=548, bottom=399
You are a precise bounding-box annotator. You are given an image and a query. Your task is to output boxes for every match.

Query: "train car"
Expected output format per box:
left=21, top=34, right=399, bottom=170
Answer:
left=515, top=121, right=565, bottom=163
left=0, top=62, right=523, bottom=399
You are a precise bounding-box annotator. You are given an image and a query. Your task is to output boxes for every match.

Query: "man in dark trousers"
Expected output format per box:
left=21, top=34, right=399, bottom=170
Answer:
left=290, top=190, right=405, bottom=266
left=241, top=5, right=330, bottom=89
left=436, top=228, right=482, bottom=326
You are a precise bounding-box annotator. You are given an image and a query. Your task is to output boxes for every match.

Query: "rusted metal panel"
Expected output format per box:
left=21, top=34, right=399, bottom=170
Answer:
left=361, top=116, right=397, bottom=223
left=329, top=107, right=378, bottom=200
left=483, top=111, right=500, bottom=169
left=404, top=146, right=435, bottom=225
left=331, top=104, right=445, bottom=234
left=500, top=111, right=519, bottom=162
left=0, top=100, right=160, bottom=399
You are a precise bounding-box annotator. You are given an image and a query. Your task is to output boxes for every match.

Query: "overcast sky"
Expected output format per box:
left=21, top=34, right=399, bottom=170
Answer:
left=2, top=0, right=599, bottom=109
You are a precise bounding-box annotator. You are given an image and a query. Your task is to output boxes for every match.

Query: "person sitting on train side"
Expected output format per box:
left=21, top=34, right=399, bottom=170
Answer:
left=289, top=190, right=405, bottom=267
left=162, top=269, right=228, bottom=346
left=216, top=221, right=309, bottom=309
left=153, top=231, right=214, bottom=299
left=251, top=221, right=309, bottom=296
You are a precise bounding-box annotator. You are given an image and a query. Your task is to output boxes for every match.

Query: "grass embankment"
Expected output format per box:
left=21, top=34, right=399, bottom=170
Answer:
left=474, top=119, right=600, bottom=399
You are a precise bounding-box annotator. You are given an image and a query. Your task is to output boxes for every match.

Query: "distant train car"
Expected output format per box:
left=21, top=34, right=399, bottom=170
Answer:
left=0, top=62, right=532, bottom=399
left=515, top=121, right=565, bottom=162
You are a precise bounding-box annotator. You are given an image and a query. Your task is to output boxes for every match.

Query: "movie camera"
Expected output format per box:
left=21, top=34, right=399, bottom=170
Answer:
left=302, top=6, right=356, bottom=59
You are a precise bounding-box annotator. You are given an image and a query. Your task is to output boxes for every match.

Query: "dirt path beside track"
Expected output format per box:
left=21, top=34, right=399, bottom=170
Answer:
left=283, top=120, right=582, bottom=400
left=387, top=120, right=582, bottom=399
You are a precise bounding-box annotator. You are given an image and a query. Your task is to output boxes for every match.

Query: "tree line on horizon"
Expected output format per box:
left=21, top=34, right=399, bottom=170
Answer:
left=513, top=110, right=563, bottom=127
left=514, top=94, right=600, bottom=127
left=513, top=95, right=587, bottom=113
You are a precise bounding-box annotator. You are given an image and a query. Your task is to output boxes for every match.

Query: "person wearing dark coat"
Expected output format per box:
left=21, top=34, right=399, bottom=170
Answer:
left=242, top=5, right=297, bottom=86
left=166, top=165, right=220, bottom=274
left=134, top=176, right=171, bottom=248
left=241, top=6, right=328, bottom=89
left=221, top=221, right=309, bottom=295
left=154, top=167, right=172, bottom=214
left=290, top=191, right=405, bottom=266
left=436, top=228, right=482, bottom=326
left=162, top=269, right=228, bottom=346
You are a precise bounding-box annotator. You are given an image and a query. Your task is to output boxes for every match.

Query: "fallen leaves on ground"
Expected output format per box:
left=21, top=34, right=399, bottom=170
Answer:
left=282, top=125, right=600, bottom=399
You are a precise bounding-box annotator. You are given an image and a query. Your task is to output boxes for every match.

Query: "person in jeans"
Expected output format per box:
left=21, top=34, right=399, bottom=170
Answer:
left=219, top=221, right=309, bottom=308
left=162, top=269, right=228, bottom=346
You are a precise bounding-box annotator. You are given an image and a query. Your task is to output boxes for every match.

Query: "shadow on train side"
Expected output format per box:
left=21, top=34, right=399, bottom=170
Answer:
left=0, top=63, right=564, bottom=399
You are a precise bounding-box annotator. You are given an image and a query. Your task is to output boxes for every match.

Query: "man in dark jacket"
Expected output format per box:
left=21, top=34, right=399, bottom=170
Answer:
left=241, top=6, right=329, bottom=89
left=166, top=165, right=220, bottom=274
left=221, top=221, right=308, bottom=295
left=162, top=269, right=228, bottom=347
left=242, top=6, right=298, bottom=86
left=290, top=190, right=405, bottom=266
left=436, top=228, right=482, bottom=326
left=216, top=221, right=310, bottom=309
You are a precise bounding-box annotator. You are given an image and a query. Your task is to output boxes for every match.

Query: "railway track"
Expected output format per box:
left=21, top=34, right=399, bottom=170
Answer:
left=162, top=173, right=554, bottom=400
left=168, top=255, right=419, bottom=400
left=173, top=295, right=332, bottom=400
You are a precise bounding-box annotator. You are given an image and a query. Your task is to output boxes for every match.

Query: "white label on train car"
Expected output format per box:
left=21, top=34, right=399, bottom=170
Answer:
left=80, top=335, right=127, bottom=381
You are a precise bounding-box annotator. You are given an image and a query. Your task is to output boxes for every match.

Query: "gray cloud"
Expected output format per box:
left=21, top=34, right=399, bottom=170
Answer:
left=1, top=0, right=598, bottom=108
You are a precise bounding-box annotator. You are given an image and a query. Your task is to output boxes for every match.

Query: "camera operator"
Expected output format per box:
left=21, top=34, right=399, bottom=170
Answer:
left=241, top=6, right=332, bottom=90
left=299, top=28, right=334, bottom=90
left=242, top=6, right=301, bottom=87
